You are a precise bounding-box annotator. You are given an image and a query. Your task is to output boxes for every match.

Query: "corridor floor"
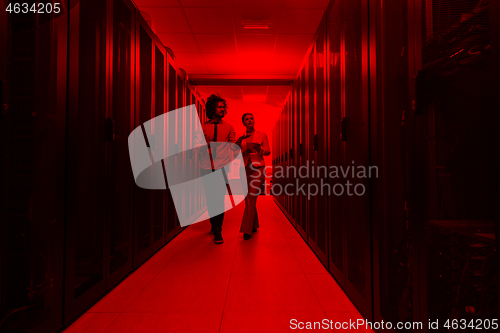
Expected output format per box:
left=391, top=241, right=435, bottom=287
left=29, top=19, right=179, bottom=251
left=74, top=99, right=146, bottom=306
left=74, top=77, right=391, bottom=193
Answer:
left=64, top=196, right=371, bottom=332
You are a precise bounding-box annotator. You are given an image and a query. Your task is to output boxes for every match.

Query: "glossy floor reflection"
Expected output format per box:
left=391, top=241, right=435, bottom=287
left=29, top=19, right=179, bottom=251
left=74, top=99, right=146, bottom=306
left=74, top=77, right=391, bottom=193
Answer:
left=63, top=197, right=372, bottom=332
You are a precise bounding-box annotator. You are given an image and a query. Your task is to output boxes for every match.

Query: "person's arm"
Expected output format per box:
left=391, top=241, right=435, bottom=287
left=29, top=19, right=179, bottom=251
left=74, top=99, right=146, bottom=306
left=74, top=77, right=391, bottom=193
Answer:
left=241, top=141, right=253, bottom=156
left=259, top=133, right=271, bottom=156
left=228, top=125, right=236, bottom=143
left=231, top=133, right=252, bottom=150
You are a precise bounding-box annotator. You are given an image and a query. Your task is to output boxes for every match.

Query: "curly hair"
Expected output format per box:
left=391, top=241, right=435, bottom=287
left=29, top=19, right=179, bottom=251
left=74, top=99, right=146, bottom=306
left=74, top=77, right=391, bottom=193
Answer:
left=205, top=94, right=227, bottom=119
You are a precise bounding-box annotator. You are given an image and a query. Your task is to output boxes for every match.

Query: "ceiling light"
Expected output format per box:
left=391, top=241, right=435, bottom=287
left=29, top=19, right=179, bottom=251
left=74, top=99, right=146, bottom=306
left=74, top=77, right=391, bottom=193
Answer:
left=243, top=20, right=270, bottom=30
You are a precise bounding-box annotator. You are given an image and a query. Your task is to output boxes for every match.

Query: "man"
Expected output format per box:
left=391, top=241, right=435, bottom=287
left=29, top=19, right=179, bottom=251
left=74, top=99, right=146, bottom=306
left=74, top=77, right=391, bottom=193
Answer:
left=193, top=94, right=242, bottom=244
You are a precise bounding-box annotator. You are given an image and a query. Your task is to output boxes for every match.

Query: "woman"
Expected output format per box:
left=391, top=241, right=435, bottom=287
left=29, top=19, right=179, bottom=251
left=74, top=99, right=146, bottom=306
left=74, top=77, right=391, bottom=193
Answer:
left=238, top=113, right=270, bottom=240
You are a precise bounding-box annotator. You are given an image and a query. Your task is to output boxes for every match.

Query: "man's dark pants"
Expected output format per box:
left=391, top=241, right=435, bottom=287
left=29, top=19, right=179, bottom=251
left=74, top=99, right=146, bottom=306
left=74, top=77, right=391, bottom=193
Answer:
left=200, top=167, right=227, bottom=230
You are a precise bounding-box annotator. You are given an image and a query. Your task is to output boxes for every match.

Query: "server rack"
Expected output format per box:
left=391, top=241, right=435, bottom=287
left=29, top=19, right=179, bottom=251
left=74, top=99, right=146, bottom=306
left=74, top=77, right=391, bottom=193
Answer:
left=106, top=0, right=136, bottom=290
left=341, top=0, right=372, bottom=318
left=327, top=0, right=345, bottom=292
left=291, top=85, right=298, bottom=229
left=308, top=13, right=328, bottom=265
left=152, top=38, right=166, bottom=253
left=177, top=73, right=186, bottom=226
left=307, top=42, right=317, bottom=253
left=412, top=0, right=495, bottom=329
left=186, top=87, right=194, bottom=219
left=298, top=68, right=307, bottom=239
left=273, top=0, right=496, bottom=328
left=273, top=0, right=374, bottom=318
left=370, top=0, right=412, bottom=328
left=166, top=61, right=178, bottom=236
left=0, top=3, right=67, bottom=332
left=1, top=0, right=208, bottom=330
left=284, top=100, right=289, bottom=212
left=64, top=0, right=109, bottom=321
left=133, top=11, right=155, bottom=269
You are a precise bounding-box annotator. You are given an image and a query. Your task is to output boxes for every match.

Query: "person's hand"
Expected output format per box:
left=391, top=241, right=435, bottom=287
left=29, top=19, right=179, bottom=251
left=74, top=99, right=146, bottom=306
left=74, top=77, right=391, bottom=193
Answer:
left=238, top=134, right=251, bottom=142
left=253, top=143, right=263, bottom=154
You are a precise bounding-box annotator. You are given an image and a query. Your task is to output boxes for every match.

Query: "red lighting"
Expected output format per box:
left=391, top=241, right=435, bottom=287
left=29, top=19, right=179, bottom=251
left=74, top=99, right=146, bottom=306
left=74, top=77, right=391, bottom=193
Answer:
left=242, top=20, right=271, bottom=30
left=243, top=95, right=267, bottom=103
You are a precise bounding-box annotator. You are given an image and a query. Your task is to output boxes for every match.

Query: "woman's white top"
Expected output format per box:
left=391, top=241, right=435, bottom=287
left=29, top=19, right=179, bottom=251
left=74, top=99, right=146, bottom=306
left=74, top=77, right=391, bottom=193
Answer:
left=241, top=131, right=271, bottom=168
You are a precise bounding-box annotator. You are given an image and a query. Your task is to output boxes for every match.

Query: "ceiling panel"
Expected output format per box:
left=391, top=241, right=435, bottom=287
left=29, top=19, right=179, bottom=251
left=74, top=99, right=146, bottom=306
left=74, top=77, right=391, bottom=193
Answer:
left=202, top=53, right=240, bottom=74
left=181, top=66, right=211, bottom=74
left=234, top=53, right=275, bottom=73
left=231, top=0, right=282, bottom=7
left=196, top=86, right=243, bottom=100
left=138, top=0, right=180, bottom=6
left=174, top=52, right=207, bottom=69
left=179, top=0, right=232, bottom=7
left=183, top=7, right=234, bottom=34
left=134, top=0, right=329, bottom=107
left=142, top=7, right=191, bottom=33
left=267, top=85, right=292, bottom=95
left=266, top=94, right=288, bottom=106
left=275, top=34, right=314, bottom=53
left=283, top=0, right=331, bottom=8
left=276, top=8, right=325, bottom=34
left=267, top=53, right=305, bottom=74
left=236, top=34, right=276, bottom=53
left=157, top=33, right=199, bottom=53
left=195, top=34, right=236, bottom=53
left=232, top=7, right=280, bottom=35
left=242, top=86, right=268, bottom=95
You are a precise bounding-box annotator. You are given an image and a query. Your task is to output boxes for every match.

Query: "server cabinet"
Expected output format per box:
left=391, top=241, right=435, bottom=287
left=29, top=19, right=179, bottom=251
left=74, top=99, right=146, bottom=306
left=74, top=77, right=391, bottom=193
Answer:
left=278, top=109, right=282, bottom=204
left=186, top=89, right=195, bottom=217
left=272, top=128, right=275, bottom=200
left=342, top=0, right=372, bottom=319
left=176, top=74, right=188, bottom=224
left=275, top=115, right=280, bottom=203
left=370, top=0, right=411, bottom=327
left=284, top=101, right=290, bottom=211
left=327, top=0, right=345, bottom=289
left=195, top=98, right=202, bottom=216
left=183, top=85, right=206, bottom=225
left=1, top=6, right=67, bottom=333
left=416, top=0, right=496, bottom=327
left=307, top=45, right=318, bottom=251
left=176, top=74, right=186, bottom=225
left=291, top=86, right=298, bottom=228
left=273, top=124, right=277, bottom=202
left=298, top=69, right=308, bottom=239
left=313, top=14, right=328, bottom=265
left=279, top=104, right=284, bottom=206
left=274, top=114, right=277, bottom=200
left=281, top=110, right=284, bottom=206
left=133, top=14, right=154, bottom=268
left=278, top=106, right=282, bottom=204
left=133, top=15, right=152, bottom=266
left=151, top=41, right=166, bottom=253
left=106, top=0, right=136, bottom=290
left=65, top=0, right=108, bottom=321
left=199, top=103, right=206, bottom=209
left=324, top=0, right=372, bottom=319
left=166, top=62, right=178, bottom=237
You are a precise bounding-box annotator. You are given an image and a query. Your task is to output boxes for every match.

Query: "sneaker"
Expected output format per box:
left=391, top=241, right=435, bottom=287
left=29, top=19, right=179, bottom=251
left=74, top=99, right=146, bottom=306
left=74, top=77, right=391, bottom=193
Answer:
left=214, top=230, right=224, bottom=244
left=243, top=233, right=252, bottom=240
